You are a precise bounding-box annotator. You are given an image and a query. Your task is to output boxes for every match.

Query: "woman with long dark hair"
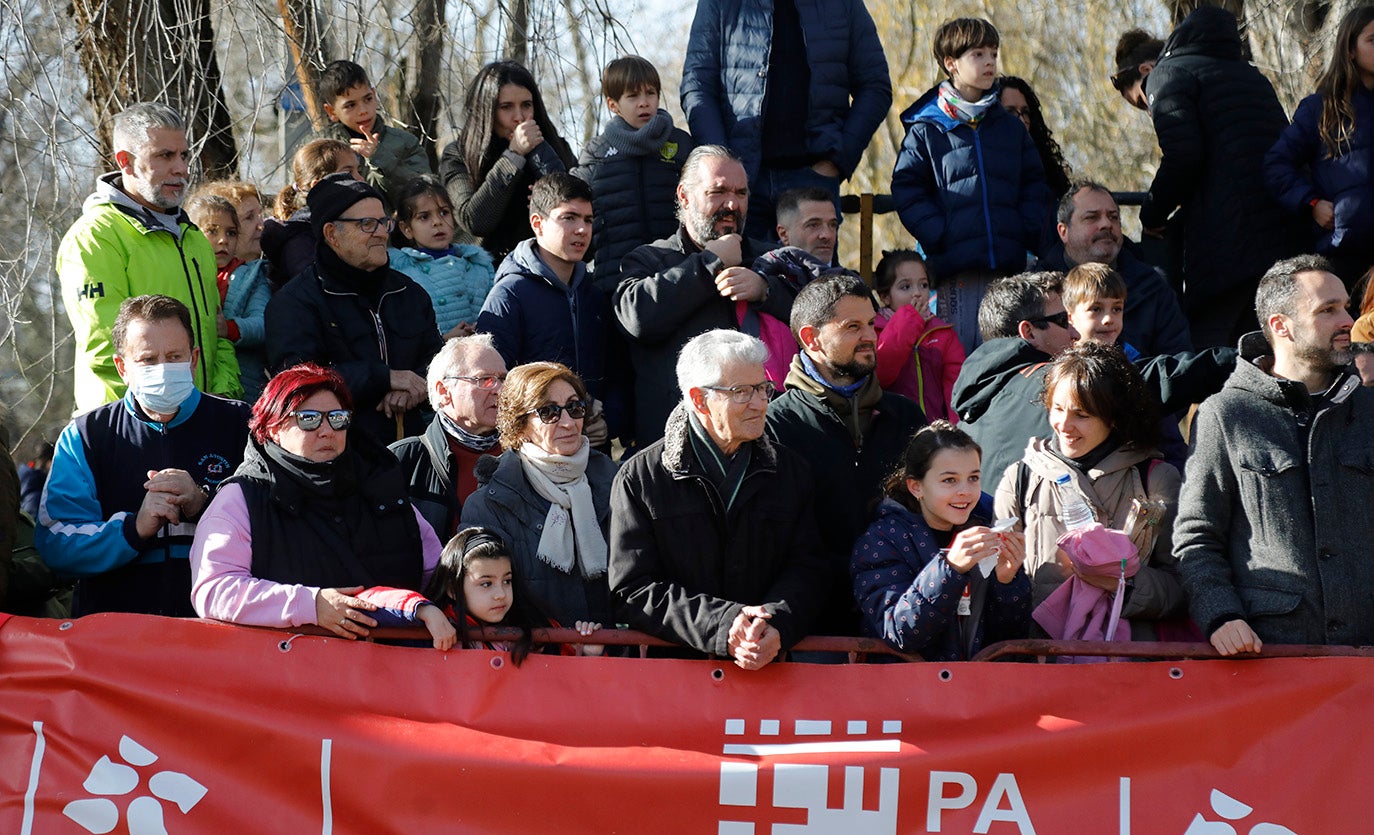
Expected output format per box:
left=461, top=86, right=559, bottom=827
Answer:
left=438, top=61, right=576, bottom=261
left=998, top=76, right=1071, bottom=199
left=1266, top=5, right=1374, bottom=288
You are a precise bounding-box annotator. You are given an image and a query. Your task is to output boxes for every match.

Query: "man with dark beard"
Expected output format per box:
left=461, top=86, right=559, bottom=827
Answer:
left=766, top=274, right=926, bottom=637
left=1175, top=255, right=1374, bottom=655
left=615, top=145, right=796, bottom=445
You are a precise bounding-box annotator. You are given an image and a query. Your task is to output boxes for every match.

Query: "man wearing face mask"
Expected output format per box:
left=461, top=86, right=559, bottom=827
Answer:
left=35, top=295, right=250, bottom=617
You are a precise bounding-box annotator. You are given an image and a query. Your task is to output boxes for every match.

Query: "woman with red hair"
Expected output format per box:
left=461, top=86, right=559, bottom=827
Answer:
left=189, top=363, right=454, bottom=648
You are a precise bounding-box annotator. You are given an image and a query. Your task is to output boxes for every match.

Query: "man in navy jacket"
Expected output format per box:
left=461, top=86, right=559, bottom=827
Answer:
left=680, top=0, right=891, bottom=241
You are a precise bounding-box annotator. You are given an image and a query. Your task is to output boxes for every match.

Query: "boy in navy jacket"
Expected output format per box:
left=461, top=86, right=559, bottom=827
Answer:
left=891, top=18, right=1053, bottom=350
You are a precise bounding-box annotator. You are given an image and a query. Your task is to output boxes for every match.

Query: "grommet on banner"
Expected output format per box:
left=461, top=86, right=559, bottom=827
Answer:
left=711, top=668, right=725, bottom=682
left=490, top=656, right=505, bottom=670
left=58, top=622, right=73, bottom=631
left=279, top=633, right=305, bottom=652
left=938, top=669, right=953, bottom=682
left=1169, top=667, right=1184, bottom=679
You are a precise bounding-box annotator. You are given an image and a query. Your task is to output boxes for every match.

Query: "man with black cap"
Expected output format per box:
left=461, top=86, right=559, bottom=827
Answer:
left=265, top=172, right=443, bottom=445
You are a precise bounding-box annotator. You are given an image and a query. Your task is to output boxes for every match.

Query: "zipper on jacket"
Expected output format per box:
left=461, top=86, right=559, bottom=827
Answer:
left=175, top=243, right=212, bottom=389
left=972, top=130, right=998, bottom=271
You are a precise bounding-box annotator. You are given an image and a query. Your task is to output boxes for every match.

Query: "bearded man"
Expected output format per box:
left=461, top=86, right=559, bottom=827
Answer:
left=614, top=145, right=796, bottom=445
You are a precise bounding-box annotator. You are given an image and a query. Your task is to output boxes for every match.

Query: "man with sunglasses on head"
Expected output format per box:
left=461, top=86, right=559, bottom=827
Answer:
left=610, top=329, right=829, bottom=669
left=266, top=172, right=443, bottom=447
left=36, top=295, right=250, bottom=617
left=1112, top=8, right=1296, bottom=349
left=390, top=334, right=508, bottom=539
left=766, top=274, right=926, bottom=640
left=953, top=272, right=1235, bottom=482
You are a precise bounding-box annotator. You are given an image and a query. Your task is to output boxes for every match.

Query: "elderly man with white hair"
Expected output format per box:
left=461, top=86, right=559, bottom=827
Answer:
left=609, top=329, right=829, bottom=668
left=390, top=334, right=508, bottom=538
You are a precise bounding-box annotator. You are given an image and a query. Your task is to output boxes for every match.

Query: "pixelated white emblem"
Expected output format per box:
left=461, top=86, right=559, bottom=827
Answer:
left=62, top=735, right=207, bottom=834
left=1182, top=789, right=1299, bottom=834
left=717, top=718, right=901, bottom=834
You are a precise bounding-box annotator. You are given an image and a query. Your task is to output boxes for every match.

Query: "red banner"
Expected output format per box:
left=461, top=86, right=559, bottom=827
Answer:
left=0, top=613, right=1366, bottom=833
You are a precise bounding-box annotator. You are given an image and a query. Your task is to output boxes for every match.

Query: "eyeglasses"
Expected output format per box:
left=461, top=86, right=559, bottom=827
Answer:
left=445, top=374, right=505, bottom=390
left=528, top=400, right=588, bottom=424
left=290, top=409, right=353, bottom=431
left=703, top=381, right=777, bottom=403
left=1109, top=68, right=1140, bottom=92
left=1027, top=311, right=1071, bottom=330
left=332, top=216, right=395, bottom=234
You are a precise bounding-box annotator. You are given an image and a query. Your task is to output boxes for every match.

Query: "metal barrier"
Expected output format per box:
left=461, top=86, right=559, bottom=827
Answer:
left=839, top=190, right=1150, bottom=280
left=256, top=622, right=1373, bottom=663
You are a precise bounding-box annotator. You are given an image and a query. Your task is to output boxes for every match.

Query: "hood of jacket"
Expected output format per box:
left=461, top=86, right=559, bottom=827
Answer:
left=84, top=172, right=189, bottom=239
left=899, top=82, right=1009, bottom=133
left=1227, top=331, right=1363, bottom=413
left=495, top=238, right=584, bottom=296
left=1161, top=5, right=1244, bottom=63
left=900, top=84, right=949, bottom=129
left=951, top=337, right=1053, bottom=423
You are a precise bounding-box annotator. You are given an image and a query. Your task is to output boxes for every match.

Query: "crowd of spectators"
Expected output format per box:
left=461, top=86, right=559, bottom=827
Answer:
left=6, top=5, right=1374, bottom=664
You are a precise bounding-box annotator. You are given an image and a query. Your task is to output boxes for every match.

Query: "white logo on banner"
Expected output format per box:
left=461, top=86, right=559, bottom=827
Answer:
left=61, top=734, right=207, bottom=835
left=1182, top=789, right=1299, bottom=835
left=717, top=717, right=902, bottom=834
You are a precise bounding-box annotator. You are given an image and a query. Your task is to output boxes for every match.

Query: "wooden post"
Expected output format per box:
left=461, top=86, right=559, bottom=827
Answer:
left=859, top=192, right=874, bottom=283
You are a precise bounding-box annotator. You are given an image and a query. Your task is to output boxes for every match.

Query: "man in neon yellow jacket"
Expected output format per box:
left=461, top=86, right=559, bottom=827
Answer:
left=57, top=102, right=241, bottom=413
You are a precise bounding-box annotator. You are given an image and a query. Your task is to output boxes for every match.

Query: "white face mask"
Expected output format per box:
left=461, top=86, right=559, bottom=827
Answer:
left=128, top=361, right=196, bottom=414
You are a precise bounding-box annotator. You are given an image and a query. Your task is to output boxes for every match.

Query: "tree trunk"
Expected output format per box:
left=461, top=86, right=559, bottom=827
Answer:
left=276, top=0, right=334, bottom=130
left=506, top=0, right=529, bottom=65
left=409, top=0, right=447, bottom=168
left=68, top=0, right=239, bottom=179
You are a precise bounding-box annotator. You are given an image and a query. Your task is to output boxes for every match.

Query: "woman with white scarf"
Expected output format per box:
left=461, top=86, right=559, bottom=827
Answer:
left=460, top=362, right=617, bottom=628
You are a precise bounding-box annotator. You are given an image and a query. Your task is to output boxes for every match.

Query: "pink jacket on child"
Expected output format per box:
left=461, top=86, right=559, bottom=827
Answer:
left=875, top=305, right=967, bottom=422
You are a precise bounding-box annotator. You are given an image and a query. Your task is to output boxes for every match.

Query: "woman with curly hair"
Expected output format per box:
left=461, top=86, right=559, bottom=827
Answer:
left=999, top=76, right=1071, bottom=199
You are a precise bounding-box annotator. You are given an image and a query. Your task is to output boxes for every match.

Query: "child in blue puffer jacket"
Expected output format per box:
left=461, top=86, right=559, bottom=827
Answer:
left=891, top=18, right=1053, bottom=351
left=389, top=175, right=495, bottom=339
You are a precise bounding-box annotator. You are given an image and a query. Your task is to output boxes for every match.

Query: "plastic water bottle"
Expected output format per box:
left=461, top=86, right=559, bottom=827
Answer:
left=1055, top=473, right=1095, bottom=530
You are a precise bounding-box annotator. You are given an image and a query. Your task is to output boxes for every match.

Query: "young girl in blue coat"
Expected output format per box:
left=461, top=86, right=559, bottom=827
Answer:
left=850, top=420, right=1031, bottom=661
left=1266, top=5, right=1374, bottom=288
left=388, top=175, right=495, bottom=340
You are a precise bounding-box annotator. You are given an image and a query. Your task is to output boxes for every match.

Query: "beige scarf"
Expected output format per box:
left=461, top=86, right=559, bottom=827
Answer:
left=517, top=437, right=606, bottom=578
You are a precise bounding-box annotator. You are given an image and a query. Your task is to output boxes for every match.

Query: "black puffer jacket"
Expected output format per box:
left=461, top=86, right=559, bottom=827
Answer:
left=226, top=434, right=423, bottom=593
left=265, top=247, right=443, bottom=447
left=574, top=125, right=694, bottom=292
left=1140, top=6, right=1295, bottom=303
left=613, top=228, right=786, bottom=445
left=608, top=405, right=830, bottom=656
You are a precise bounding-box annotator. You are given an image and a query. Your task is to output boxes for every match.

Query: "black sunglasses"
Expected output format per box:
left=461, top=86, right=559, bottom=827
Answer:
left=1110, top=67, right=1140, bottom=92
left=1027, top=311, right=1071, bottom=330
left=528, top=400, right=588, bottom=424
left=290, top=409, right=353, bottom=431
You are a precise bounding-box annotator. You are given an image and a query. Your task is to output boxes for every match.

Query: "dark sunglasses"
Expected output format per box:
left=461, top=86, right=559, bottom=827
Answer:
left=1110, top=68, right=1140, bottom=92
left=528, top=400, right=588, bottom=424
left=1027, top=311, right=1071, bottom=330
left=290, top=409, right=352, bottom=431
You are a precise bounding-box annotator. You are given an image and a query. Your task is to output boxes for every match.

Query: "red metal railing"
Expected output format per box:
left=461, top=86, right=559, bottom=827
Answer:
left=245, top=621, right=1374, bottom=663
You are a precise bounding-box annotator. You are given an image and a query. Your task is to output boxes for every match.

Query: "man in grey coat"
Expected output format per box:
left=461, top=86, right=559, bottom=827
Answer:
left=1175, top=255, right=1374, bottom=655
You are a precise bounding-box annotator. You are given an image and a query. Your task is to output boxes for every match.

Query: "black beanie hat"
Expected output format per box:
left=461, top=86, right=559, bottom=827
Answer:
left=308, top=172, right=384, bottom=238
